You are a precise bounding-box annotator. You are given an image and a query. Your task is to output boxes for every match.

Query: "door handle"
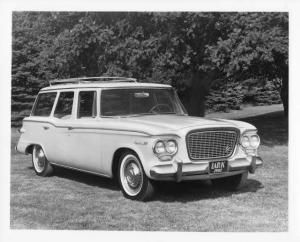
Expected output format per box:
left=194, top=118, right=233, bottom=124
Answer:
left=43, top=126, right=49, bottom=130
left=67, top=127, right=73, bottom=130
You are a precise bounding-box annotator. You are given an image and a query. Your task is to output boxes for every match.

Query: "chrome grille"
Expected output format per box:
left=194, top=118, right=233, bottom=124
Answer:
left=186, top=129, right=239, bottom=160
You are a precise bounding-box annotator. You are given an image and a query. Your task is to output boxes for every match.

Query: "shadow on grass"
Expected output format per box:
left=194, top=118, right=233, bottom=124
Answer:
left=152, top=178, right=264, bottom=202
left=46, top=166, right=119, bottom=191
left=28, top=165, right=263, bottom=202
left=239, top=110, right=288, bottom=147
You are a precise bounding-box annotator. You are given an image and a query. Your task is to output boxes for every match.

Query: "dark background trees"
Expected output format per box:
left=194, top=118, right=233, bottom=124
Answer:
left=11, top=12, right=288, bottom=126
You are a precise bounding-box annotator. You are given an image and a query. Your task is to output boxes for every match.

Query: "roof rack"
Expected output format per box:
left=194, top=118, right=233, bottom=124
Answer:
left=49, top=76, right=137, bottom=86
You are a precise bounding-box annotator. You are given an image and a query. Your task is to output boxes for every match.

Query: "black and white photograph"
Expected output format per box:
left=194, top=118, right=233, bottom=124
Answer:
left=0, top=0, right=299, bottom=241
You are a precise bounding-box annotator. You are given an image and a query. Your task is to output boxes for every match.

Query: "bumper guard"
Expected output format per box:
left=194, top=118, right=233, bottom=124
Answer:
left=150, top=156, right=263, bottom=182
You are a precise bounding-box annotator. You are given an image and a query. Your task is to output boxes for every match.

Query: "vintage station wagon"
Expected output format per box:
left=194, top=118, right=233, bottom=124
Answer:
left=16, top=77, right=263, bottom=200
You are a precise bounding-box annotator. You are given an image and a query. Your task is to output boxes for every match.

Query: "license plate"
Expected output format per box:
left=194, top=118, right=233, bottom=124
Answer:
left=209, top=161, right=228, bottom=174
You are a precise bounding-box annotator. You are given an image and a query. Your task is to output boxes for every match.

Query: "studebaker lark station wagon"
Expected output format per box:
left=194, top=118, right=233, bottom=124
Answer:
left=16, top=77, right=263, bottom=200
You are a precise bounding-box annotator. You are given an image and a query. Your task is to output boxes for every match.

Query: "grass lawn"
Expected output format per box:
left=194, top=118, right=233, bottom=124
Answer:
left=10, top=106, right=288, bottom=231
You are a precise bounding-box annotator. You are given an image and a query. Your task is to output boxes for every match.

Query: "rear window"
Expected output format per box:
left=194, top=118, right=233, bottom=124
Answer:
left=31, top=92, right=57, bottom=116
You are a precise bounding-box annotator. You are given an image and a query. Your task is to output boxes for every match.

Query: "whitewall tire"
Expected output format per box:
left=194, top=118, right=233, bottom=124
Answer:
left=118, top=151, right=154, bottom=201
left=32, top=145, right=54, bottom=176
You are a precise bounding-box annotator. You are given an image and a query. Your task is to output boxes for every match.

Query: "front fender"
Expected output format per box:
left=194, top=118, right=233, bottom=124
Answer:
left=110, top=139, right=157, bottom=178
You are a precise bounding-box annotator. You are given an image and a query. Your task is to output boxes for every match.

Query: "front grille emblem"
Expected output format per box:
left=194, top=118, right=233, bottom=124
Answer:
left=225, top=145, right=231, bottom=153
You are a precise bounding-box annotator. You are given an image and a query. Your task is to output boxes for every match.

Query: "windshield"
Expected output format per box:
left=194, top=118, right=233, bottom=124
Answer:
left=101, top=88, right=187, bottom=117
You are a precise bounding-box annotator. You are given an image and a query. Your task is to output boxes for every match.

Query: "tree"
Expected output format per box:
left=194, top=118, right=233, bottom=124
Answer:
left=148, top=13, right=224, bottom=116
left=35, top=12, right=225, bottom=116
left=206, top=12, right=288, bottom=116
left=11, top=12, right=288, bottom=126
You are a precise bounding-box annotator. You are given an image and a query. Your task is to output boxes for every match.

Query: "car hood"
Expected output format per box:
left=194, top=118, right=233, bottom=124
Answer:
left=118, top=114, right=256, bottom=136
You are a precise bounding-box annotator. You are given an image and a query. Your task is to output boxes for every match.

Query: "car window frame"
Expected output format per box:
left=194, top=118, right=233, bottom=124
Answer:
left=53, top=90, right=75, bottom=120
left=99, top=87, right=186, bottom=117
left=77, top=90, right=97, bottom=119
left=30, top=91, right=58, bottom=117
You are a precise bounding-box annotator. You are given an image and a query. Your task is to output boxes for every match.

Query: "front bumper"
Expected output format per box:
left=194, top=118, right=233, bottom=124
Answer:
left=149, top=156, right=263, bottom=182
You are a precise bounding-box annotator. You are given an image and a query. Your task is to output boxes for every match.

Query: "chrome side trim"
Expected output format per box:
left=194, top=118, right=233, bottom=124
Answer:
left=23, top=119, right=181, bottom=138
left=23, top=119, right=151, bottom=136
left=50, top=162, right=112, bottom=178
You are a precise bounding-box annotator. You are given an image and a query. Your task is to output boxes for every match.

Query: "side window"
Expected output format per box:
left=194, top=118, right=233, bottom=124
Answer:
left=54, top=92, right=74, bottom=119
left=32, top=92, right=57, bottom=117
left=78, top=91, right=97, bottom=118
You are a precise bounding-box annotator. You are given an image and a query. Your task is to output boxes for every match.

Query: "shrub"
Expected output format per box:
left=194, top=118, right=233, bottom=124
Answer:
left=206, top=79, right=281, bottom=113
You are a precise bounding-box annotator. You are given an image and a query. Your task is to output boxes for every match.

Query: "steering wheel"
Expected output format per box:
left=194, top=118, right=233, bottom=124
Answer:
left=148, top=104, right=172, bottom=113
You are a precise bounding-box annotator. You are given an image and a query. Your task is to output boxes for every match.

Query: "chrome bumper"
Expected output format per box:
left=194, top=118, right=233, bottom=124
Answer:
left=149, top=156, right=263, bottom=182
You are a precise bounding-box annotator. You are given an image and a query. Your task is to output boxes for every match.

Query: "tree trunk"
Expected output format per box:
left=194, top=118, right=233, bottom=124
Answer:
left=280, top=75, right=288, bottom=117
left=177, top=71, right=211, bottom=117
left=177, top=70, right=217, bottom=117
left=274, top=53, right=288, bottom=117
left=189, top=74, right=206, bottom=117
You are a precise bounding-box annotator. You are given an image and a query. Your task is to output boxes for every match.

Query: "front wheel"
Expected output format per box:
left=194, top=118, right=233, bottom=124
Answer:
left=118, top=152, right=154, bottom=201
left=211, top=172, right=248, bottom=190
left=32, top=145, right=54, bottom=176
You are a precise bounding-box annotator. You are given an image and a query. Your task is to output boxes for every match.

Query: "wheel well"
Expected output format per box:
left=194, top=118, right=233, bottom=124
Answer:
left=25, top=145, right=34, bottom=154
left=112, top=148, right=138, bottom=180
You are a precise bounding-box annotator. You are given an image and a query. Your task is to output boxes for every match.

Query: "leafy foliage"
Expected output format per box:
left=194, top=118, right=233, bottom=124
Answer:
left=11, top=12, right=288, bottom=126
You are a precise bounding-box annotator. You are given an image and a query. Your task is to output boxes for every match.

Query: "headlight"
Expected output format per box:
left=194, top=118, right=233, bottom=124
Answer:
left=241, top=132, right=260, bottom=149
left=153, top=141, right=166, bottom=154
left=153, top=139, right=178, bottom=159
left=165, top=140, right=178, bottom=155
left=250, top=135, right=260, bottom=148
left=241, top=136, right=250, bottom=148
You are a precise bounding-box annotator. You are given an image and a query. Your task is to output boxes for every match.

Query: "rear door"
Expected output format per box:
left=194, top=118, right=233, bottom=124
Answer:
left=66, top=90, right=104, bottom=173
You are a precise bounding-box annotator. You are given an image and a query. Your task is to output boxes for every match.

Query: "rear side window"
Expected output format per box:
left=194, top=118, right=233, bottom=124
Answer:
left=32, top=92, right=57, bottom=116
left=78, top=91, right=97, bottom=118
left=54, top=92, right=74, bottom=119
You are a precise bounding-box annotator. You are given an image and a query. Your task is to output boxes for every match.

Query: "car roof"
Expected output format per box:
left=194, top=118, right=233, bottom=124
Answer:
left=40, top=77, right=172, bottom=91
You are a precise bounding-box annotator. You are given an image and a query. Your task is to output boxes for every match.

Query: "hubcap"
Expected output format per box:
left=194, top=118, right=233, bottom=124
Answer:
left=33, top=146, right=46, bottom=173
left=120, top=154, right=143, bottom=196
left=125, top=162, right=142, bottom=188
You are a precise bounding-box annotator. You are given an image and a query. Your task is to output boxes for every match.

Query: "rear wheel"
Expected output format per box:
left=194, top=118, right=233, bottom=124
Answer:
left=32, top=145, right=54, bottom=176
left=211, top=172, right=248, bottom=190
left=118, top=151, right=154, bottom=201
